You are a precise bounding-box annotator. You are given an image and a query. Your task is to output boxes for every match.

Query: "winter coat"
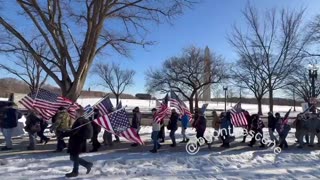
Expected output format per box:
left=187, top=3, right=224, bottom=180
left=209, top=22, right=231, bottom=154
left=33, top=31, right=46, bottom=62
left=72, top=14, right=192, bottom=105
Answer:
left=195, top=115, right=206, bottom=132
left=168, top=112, right=179, bottom=131
left=212, top=111, right=220, bottom=130
left=152, top=115, right=161, bottom=131
left=268, top=115, right=277, bottom=130
left=65, top=117, right=90, bottom=155
left=131, top=112, right=141, bottom=129
left=51, top=111, right=72, bottom=134
left=220, top=116, right=233, bottom=136
left=180, top=114, right=189, bottom=129
left=251, top=116, right=264, bottom=131
left=0, top=107, right=22, bottom=129
left=25, top=113, right=42, bottom=133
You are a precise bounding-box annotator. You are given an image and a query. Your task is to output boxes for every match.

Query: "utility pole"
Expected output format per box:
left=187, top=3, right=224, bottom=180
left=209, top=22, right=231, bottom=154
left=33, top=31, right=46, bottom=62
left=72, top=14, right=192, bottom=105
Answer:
left=223, top=86, right=228, bottom=112
left=293, top=88, right=296, bottom=112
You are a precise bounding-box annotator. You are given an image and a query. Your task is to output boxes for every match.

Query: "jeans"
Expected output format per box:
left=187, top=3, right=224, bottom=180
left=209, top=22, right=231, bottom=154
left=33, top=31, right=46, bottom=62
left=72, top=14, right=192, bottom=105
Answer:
left=70, top=154, right=92, bottom=173
left=151, top=131, right=160, bottom=150
left=268, top=128, right=278, bottom=143
left=170, top=129, right=176, bottom=145
left=2, top=128, right=13, bottom=148
left=181, top=127, right=187, bottom=141
left=28, top=132, right=36, bottom=149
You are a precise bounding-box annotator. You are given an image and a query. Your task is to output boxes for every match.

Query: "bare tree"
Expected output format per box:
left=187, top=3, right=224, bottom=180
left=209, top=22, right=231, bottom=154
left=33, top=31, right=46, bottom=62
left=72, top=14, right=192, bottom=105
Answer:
left=231, top=55, right=269, bottom=115
left=0, top=0, right=194, bottom=101
left=94, top=63, right=135, bottom=106
left=145, top=46, right=226, bottom=112
left=286, top=66, right=320, bottom=103
left=229, top=4, right=310, bottom=112
left=0, top=42, right=52, bottom=92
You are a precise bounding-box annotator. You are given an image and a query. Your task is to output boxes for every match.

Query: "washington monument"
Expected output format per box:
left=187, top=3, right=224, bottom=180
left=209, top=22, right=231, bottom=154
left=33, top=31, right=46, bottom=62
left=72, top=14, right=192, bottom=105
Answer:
left=202, top=46, right=211, bottom=101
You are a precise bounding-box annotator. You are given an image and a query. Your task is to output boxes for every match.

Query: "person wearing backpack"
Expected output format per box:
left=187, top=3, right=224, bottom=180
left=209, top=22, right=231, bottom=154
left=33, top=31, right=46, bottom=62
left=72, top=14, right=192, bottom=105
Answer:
left=62, top=107, right=93, bottom=178
left=51, top=107, right=72, bottom=152
left=25, top=111, right=42, bottom=150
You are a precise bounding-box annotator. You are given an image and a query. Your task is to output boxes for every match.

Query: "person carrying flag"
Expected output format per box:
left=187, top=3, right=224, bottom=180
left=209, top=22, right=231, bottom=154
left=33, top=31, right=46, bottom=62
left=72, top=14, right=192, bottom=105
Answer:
left=276, top=109, right=292, bottom=149
left=150, top=108, right=161, bottom=153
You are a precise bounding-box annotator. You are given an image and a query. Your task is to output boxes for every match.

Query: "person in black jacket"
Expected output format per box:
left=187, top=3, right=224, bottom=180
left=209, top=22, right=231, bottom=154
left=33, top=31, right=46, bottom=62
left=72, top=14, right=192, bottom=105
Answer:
left=63, top=108, right=93, bottom=178
left=267, top=112, right=278, bottom=144
left=90, top=108, right=101, bottom=152
left=195, top=111, right=207, bottom=141
left=248, top=114, right=265, bottom=147
left=0, top=103, right=22, bottom=151
left=168, top=109, right=179, bottom=147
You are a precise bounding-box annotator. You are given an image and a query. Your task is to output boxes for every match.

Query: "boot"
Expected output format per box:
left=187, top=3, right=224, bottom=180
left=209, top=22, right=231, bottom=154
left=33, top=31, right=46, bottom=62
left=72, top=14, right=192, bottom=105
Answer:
left=65, top=172, right=78, bottom=178
left=86, top=163, right=93, bottom=174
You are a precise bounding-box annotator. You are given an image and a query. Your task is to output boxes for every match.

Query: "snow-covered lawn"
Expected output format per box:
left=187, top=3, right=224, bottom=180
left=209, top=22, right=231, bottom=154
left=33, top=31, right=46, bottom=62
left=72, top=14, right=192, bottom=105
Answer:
left=1, top=127, right=320, bottom=180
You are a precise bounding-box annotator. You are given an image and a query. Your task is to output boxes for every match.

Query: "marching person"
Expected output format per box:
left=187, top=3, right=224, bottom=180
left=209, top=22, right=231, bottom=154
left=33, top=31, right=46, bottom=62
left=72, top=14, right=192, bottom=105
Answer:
left=37, top=118, right=50, bottom=144
left=131, top=107, right=142, bottom=147
left=276, top=115, right=291, bottom=149
left=62, top=107, right=93, bottom=178
left=179, top=113, right=190, bottom=143
left=0, top=102, right=22, bottom=151
left=220, top=111, right=233, bottom=148
left=25, top=111, right=42, bottom=150
left=211, top=111, right=221, bottom=143
left=194, top=110, right=207, bottom=145
left=248, top=114, right=265, bottom=148
left=268, top=112, right=278, bottom=145
left=150, top=108, right=161, bottom=153
left=90, top=108, right=101, bottom=152
left=168, top=108, right=179, bottom=147
left=51, top=107, right=72, bottom=152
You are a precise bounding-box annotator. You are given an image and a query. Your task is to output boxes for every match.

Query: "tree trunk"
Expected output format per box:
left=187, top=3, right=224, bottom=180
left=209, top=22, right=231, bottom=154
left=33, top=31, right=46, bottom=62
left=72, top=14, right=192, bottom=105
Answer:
left=60, top=65, right=90, bottom=102
left=269, top=88, right=273, bottom=113
left=189, top=97, right=194, bottom=113
left=195, top=91, right=199, bottom=110
left=257, top=98, right=263, bottom=115
left=116, top=94, right=119, bottom=106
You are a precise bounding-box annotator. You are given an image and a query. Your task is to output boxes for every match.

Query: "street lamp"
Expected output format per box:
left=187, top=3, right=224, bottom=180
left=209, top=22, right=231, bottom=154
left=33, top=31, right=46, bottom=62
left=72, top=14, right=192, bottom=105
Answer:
left=308, top=64, right=318, bottom=112
left=223, top=86, right=228, bottom=112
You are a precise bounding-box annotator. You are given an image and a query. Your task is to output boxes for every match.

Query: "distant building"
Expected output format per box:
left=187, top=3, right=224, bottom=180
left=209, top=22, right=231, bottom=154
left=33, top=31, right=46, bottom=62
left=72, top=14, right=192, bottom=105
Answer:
left=202, top=46, right=211, bottom=101
left=135, top=93, right=152, bottom=99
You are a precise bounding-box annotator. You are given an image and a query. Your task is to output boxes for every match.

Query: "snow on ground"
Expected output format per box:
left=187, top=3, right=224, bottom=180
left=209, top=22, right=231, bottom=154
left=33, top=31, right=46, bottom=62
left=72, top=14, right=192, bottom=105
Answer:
left=1, top=127, right=320, bottom=180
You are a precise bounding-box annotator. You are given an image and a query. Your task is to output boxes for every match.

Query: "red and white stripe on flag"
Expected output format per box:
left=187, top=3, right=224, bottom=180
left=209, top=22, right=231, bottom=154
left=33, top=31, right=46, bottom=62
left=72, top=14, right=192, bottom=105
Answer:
left=94, top=115, right=144, bottom=145
left=230, top=112, right=248, bottom=127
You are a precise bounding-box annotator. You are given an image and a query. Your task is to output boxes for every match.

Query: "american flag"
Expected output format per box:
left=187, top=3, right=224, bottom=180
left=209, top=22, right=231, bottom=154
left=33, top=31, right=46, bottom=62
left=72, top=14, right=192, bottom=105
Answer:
left=94, top=96, right=114, bottom=115
left=19, top=89, right=80, bottom=120
left=280, top=108, right=291, bottom=132
left=154, top=94, right=170, bottom=123
left=170, top=91, right=192, bottom=120
left=94, top=108, right=143, bottom=145
left=230, top=102, right=248, bottom=127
